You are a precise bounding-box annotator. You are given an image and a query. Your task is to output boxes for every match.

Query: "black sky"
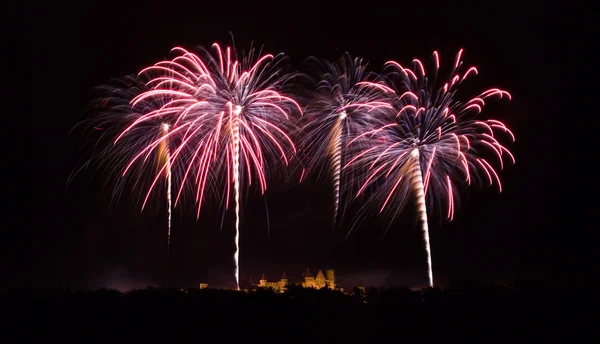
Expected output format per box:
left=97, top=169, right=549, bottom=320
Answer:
left=16, top=2, right=588, bottom=290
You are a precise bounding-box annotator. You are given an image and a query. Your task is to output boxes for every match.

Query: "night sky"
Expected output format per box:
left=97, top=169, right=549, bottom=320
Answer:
left=17, top=2, right=586, bottom=291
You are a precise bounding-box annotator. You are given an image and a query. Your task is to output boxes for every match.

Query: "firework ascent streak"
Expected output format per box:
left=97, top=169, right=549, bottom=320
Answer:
left=157, top=123, right=172, bottom=253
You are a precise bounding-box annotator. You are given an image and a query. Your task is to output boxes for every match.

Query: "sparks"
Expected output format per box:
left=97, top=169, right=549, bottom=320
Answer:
left=298, top=53, right=391, bottom=228
left=347, top=50, right=515, bottom=287
left=91, top=43, right=301, bottom=290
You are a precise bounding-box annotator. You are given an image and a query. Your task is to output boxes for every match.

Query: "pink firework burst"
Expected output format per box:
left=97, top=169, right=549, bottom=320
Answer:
left=346, top=49, right=515, bottom=286
left=298, top=53, right=393, bottom=227
left=112, top=43, right=302, bottom=289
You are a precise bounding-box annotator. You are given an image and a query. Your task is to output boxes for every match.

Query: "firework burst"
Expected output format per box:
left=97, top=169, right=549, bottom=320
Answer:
left=72, top=75, right=183, bottom=255
left=346, top=49, right=515, bottom=287
left=90, top=43, right=301, bottom=289
left=74, top=75, right=176, bottom=232
left=298, top=53, right=392, bottom=227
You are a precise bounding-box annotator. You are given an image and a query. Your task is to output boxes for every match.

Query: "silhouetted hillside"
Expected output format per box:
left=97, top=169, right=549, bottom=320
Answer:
left=9, top=285, right=595, bottom=340
left=14, top=283, right=595, bottom=305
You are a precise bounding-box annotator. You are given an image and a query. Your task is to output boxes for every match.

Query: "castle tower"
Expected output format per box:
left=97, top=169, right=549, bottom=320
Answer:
left=259, top=272, right=267, bottom=287
left=326, top=269, right=335, bottom=289
left=303, top=268, right=315, bottom=288
left=279, top=272, right=288, bottom=289
left=280, top=272, right=288, bottom=285
left=315, top=270, right=326, bottom=289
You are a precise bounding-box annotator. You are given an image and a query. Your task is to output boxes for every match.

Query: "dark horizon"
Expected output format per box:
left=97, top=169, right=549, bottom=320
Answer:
left=17, top=2, right=585, bottom=292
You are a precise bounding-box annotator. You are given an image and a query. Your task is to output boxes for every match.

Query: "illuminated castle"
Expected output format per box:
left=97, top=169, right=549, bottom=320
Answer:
left=257, top=268, right=336, bottom=292
left=257, top=272, right=290, bottom=292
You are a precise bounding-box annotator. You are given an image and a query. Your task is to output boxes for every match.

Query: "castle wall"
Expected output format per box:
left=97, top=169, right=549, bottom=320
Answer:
left=257, top=269, right=336, bottom=291
left=258, top=279, right=288, bottom=292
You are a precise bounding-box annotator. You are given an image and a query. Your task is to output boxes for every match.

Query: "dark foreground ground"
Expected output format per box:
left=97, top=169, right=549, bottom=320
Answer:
left=8, top=285, right=597, bottom=341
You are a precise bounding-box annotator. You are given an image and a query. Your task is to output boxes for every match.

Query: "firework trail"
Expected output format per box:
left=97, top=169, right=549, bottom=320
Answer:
left=73, top=75, right=178, bottom=248
left=299, top=53, right=392, bottom=227
left=118, top=43, right=300, bottom=289
left=346, top=49, right=515, bottom=287
left=158, top=123, right=173, bottom=253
